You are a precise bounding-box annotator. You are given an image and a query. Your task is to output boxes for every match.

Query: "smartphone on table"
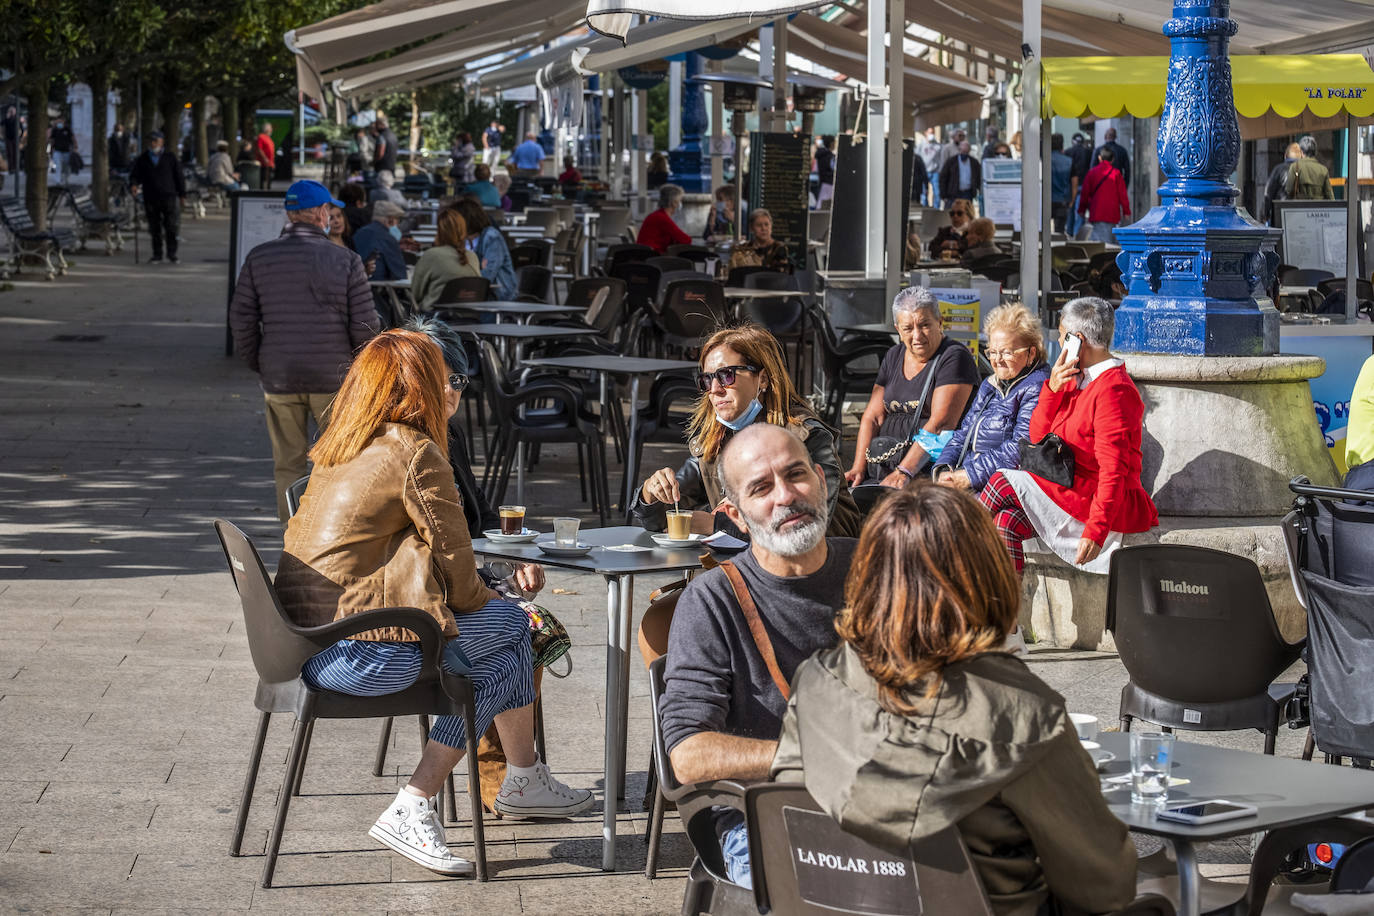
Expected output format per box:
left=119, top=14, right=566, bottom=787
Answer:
left=1155, top=800, right=1259, bottom=825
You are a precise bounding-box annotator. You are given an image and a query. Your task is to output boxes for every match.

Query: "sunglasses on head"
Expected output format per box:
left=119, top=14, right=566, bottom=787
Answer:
left=449, top=373, right=469, bottom=392
left=696, top=364, right=760, bottom=393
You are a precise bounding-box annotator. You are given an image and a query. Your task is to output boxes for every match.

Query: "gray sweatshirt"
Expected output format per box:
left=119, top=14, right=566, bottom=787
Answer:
left=659, top=538, right=856, bottom=754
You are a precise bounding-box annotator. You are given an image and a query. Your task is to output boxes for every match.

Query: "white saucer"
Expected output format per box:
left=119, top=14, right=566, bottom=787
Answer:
left=652, top=532, right=706, bottom=548
left=483, top=528, right=541, bottom=544
left=536, top=540, right=593, bottom=557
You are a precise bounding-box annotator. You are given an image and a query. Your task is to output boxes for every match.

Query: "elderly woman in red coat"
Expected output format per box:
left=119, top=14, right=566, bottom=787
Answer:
left=977, top=296, right=1157, bottom=579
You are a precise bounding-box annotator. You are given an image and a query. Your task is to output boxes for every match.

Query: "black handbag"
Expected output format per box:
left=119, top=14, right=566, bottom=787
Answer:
left=1018, top=433, right=1075, bottom=488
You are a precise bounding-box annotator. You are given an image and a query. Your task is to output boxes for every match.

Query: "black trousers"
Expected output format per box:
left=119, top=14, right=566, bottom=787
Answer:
left=144, top=196, right=180, bottom=258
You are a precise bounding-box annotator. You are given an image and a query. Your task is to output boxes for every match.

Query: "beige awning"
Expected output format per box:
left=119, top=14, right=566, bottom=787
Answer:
left=580, top=17, right=767, bottom=73
left=584, top=1, right=823, bottom=42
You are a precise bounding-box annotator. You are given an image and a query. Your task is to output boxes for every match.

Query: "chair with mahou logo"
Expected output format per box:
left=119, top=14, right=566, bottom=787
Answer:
left=1106, top=544, right=1305, bottom=754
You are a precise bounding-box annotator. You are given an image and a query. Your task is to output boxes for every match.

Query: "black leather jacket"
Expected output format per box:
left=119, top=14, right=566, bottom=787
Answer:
left=631, top=415, right=846, bottom=533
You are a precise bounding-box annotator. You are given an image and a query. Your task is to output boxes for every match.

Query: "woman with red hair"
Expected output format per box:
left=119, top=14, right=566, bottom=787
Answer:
left=275, top=330, right=592, bottom=877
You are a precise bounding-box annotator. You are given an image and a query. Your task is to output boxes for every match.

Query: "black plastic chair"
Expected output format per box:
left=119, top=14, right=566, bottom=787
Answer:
left=625, top=373, right=699, bottom=523
left=603, top=242, right=653, bottom=274
left=666, top=244, right=714, bottom=265
left=434, top=276, right=492, bottom=305
left=1280, top=266, right=1336, bottom=288
left=808, top=303, right=893, bottom=428
left=1106, top=544, right=1305, bottom=754
left=656, top=277, right=727, bottom=354
left=564, top=277, right=627, bottom=336
left=476, top=340, right=610, bottom=525
left=511, top=240, right=552, bottom=270
left=740, top=271, right=807, bottom=386
left=647, top=255, right=693, bottom=274
left=515, top=264, right=553, bottom=302
left=215, top=519, right=487, bottom=886
left=611, top=260, right=662, bottom=317
left=725, top=264, right=774, bottom=288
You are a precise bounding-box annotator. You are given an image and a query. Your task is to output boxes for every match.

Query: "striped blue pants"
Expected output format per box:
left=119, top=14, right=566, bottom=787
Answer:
left=301, top=598, right=535, bottom=750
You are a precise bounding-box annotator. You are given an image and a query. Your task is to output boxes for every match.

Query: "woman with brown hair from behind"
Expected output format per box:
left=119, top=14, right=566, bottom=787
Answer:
left=632, top=323, right=861, bottom=538
left=772, top=483, right=1138, bottom=915
left=409, top=207, right=482, bottom=310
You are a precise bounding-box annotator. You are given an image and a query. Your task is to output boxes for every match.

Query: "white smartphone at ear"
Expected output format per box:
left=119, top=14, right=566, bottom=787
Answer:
left=1062, top=333, right=1082, bottom=363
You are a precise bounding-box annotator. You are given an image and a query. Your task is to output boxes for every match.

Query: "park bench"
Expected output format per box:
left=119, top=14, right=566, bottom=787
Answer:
left=0, top=197, right=76, bottom=280
left=64, top=188, right=128, bottom=254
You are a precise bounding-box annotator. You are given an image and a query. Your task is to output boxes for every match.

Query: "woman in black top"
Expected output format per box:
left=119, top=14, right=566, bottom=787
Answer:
left=846, top=287, right=979, bottom=488
left=929, top=199, right=973, bottom=259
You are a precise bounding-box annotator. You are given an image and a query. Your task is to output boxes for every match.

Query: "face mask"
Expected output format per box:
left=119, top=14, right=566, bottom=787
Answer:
left=388, top=225, right=402, bottom=241
left=323, top=219, right=332, bottom=237
left=716, top=398, right=764, bottom=432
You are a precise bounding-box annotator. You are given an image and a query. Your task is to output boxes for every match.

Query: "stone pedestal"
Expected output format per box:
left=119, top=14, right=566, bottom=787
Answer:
left=1021, top=354, right=1339, bottom=648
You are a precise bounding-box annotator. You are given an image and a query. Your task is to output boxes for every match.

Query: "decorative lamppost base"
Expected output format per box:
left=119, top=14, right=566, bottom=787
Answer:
left=1112, top=201, right=1282, bottom=356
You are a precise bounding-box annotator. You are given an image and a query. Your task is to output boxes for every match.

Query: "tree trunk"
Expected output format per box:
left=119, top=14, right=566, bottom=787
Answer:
left=90, top=70, right=110, bottom=210
left=222, top=94, right=239, bottom=152
left=159, top=93, right=181, bottom=158
left=191, top=96, right=208, bottom=167
left=23, top=80, right=50, bottom=230
left=141, top=86, right=156, bottom=143
left=409, top=90, right=421, bottom=165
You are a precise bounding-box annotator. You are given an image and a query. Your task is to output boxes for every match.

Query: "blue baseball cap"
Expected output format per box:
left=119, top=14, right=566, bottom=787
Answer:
left=284, top=180, right=344, bottom=211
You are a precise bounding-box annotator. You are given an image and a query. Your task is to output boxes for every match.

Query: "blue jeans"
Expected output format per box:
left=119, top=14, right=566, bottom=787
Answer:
left=721, top=822, right=753, bottom=889
left=1089, top=221, right=1119, bottom=244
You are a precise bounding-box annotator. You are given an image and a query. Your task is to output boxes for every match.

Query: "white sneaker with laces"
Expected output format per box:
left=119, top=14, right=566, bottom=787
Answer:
left=368, top=790, right=474, bottom=876
left=493, top=762, right=595, bottom=818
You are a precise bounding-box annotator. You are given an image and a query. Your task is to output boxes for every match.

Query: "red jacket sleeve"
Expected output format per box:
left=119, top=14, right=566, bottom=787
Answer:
left=1029, top=379, right=1070, bottom=441
left=1116, top=171, right=1131, bottom=218
left=1084, top=381, right=1144, bottom=544
left=670, top=218, right=690, bottom=247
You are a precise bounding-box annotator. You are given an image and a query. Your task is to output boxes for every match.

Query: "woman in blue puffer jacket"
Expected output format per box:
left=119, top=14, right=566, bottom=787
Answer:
left=935, top=302, right=1050, bottom=491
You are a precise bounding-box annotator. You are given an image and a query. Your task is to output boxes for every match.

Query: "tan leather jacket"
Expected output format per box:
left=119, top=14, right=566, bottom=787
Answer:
left=275, top=423, right=492, bottom=642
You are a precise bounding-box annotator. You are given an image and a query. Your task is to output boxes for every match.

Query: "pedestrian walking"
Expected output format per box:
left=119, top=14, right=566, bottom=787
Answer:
left=920, top=128, right=945, bottom=207
left=1286, top=135, right=1334, bottom=201
left=108, top=123, right=131, bottom=171
left=482, top=120, right=504, bottom=167
left=1093, top=127, right=1130, bottom=183
left=3, top=106, right=22, bottom=179
left=508, top=131, right=545, bottom=178
left=981, top=125, right=1001, bottom=162
left=1078, top=148, right=1131, bottom=244
left=1261, top=142, right=1301, bottom=223
left=48, top=113, right=77, bottom=184
left=1050, top=134, right=1073, bottom=233
left=228, top=179, right=380, bottom=521
left=372, top=116, right=399, bottom=182
left=1066, top=132, right=1092, bottom=237
left=939, top=139, right=981, bottom=206
left=128, top=130, right=186, bottom=264
left=255, top=123, right=276, bottom=188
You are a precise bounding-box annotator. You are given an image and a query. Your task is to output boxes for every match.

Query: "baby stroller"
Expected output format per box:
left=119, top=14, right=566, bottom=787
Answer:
left=1280, top=475, right=1374, bottom=877
left=1281, top=475, right=1374, bottom=765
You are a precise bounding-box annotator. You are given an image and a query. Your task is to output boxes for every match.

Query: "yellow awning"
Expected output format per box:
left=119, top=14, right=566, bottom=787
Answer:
left=1042, top=54, right=1374, bottom=120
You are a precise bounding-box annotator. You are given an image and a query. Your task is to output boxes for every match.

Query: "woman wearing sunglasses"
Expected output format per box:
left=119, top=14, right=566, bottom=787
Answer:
left=632, top=324, right=861, bottom=538
left=929, top=198, right=973, bottom=259
left=275, top=329, right=593, bottom=878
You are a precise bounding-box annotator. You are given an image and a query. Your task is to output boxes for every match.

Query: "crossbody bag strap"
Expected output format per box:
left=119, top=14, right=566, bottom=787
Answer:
left=719, top=561, right=790, bottom=701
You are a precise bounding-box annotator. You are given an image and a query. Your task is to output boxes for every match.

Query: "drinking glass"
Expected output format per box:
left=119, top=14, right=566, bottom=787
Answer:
left=552, top=517, right=580, bottom=547
left=1130, top=731, right=1175, bottom=806
left=498, top=505, right=526, bottom=535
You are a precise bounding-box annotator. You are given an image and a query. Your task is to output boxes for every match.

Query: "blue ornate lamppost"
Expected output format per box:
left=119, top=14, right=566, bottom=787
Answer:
left=668, top=52, right=710, bottom=192
left=1112, top=0, right=1281, bottom=356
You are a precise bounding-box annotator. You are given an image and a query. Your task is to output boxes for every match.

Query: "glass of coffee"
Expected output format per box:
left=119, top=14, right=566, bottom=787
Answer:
left=665, top=510, right=692, bottom=541
left=499, top=505, right=526, bottom=535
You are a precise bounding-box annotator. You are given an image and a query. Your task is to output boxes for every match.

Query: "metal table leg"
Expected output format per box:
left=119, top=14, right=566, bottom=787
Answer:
left=601, top=575, right=625, bottom=871
left=618, top=575, right=634, bottom=798
left=622, top=375, right=642, bottom=511
left=1172, top=838, right=1200, bottom=916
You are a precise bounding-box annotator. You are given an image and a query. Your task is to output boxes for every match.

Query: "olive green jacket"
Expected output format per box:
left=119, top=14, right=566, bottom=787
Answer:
left=1286, top=157, right=1334, bottom=201
left=772, top=644, right=1137, bottom=916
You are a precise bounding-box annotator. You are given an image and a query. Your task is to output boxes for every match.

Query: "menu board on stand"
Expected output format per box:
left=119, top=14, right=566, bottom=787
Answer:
left=225, top=191, right=287, bottom=354
left=747, top=131, right=810, bottom=270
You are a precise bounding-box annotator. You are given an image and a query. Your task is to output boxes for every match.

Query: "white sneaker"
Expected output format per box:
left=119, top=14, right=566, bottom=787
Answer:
left=493, top=762, right=595, bottom=818
left=1004, top=627, right=1031, bottom=658
left=368, top=790, right=474, bottom=876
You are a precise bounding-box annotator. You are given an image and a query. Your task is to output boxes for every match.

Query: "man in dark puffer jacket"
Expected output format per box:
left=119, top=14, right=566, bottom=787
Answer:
left=230, top=179, right=380, bottom=521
